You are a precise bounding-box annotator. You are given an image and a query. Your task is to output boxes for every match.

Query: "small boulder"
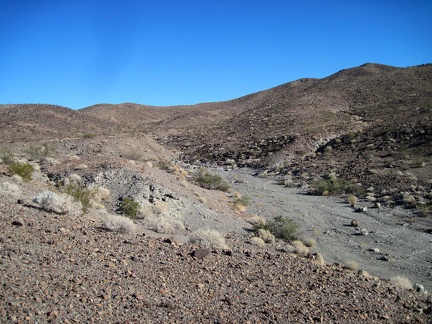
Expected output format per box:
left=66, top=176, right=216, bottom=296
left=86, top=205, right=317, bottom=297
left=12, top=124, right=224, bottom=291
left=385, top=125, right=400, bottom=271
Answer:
left=351, top=219, right=359, bottom=227
left=191, top=248, right=211, bottom=260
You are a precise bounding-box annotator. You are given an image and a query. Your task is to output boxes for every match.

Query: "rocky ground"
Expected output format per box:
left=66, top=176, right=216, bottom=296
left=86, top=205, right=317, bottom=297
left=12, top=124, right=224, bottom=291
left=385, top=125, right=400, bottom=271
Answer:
left=0, top=137, right=431, bottom=323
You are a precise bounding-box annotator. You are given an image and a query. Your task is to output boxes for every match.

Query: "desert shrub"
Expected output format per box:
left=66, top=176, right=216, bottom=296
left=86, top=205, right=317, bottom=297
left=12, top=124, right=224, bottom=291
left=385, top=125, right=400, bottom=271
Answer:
left=343, top=260, right=359, bottom=271
left=24, top=144, right=51, bottom=161
left=303, top=237, right=316, bottom=248
left=97, top=187, right=111, bottom=201
left=8, top=162, right=34, bottom=181
left=390, top=276, right=412, bottom=290
left=253, top=215, right=298, bottom=242
left=234, top=195, right=250, bottom=206
left=257, top=228, right=275, bottom=243
left=246, top=214, right=267, bottom=226
left=315, top=253, right=325, bottom=265
left=0, top=149, right=15, bottom=165
left=82, top=133, right=95, bottom=139
left=189, top=228, right=229, bottom=249
left=118, top=197, right=141, bottom=219
left=291, top=240, right=309, bottom=255
left=33, top=191, right=77, bottom=215
left=310, top=176, right=352, bottom=196
left=194, top=169, right=230, bottom=192
left=418, top=204, right=432, bottom=218
left=0, top=182, right=22, bottom=200
left=250, top=237, right=266, bottom=247
left=45, top=157, right=61, bottom=165
left=347, top=195, right=358, bottom=207
left=64, top=183, right=96, bottom=214
left=100, top=213, right=137, bottom=234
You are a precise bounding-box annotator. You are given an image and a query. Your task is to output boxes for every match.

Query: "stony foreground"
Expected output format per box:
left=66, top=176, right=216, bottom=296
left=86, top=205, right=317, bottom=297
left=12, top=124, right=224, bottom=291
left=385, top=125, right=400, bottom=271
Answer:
left=1, top=199, right=430, bottom=323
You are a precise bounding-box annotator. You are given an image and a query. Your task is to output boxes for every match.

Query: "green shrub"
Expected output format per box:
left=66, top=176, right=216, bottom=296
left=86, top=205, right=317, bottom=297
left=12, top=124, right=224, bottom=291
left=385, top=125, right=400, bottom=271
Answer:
left=234, top=195, right=250, bottom=206
left=418, top=204, right=432, bottom=218
left=64, top=183, right=96, bottom=214
left=9, top=162, right=34, bottom=181
left=118, top=197, right=140, bottom=219
left=194, top=169, right=230, bottom=192
left=253, top=216, right=298, bottom=242
left=310, top=176, right=352, bottom=196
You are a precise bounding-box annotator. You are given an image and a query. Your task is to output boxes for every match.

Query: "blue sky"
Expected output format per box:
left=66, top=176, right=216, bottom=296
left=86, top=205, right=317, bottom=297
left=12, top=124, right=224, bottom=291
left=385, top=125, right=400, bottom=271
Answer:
left=0, top=1, right=431, bottom=110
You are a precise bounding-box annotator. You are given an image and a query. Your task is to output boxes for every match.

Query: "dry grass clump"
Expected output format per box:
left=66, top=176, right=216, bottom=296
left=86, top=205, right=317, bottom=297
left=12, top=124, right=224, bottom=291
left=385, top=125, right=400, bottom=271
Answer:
left=303, top=237, right=316, bottom=248
left=97, top=187, right=111, bottom=201
left=74, top=164, right=88, bottom=170
left=315, top=253, right=325, bottom=265
left=100, top=213, right=137, bottom=234
left=257, top=229, right=275, bottom=243
left=250, top=237, right=266, bottom=248
left=68, top=155, right=80, bottom=161
left=144, top=204, right=185, bottom=234
left=390, top=276, right=413, bottom=290
left=246, top=214, right=267, bottom=226
left=45, top=157, right=61, bottom=165
left=233, top=195, right=250, bottom=212
left=66, top=173, right=82, bottom=184
left=0, top=181, right=22, bottom=200
left=153, top=214, right=185, bottom=234
left=347, top=195, right=358, bottom=207
left=189, top=229, right=229, bottom=249
left=343, top=260, right=359, bottom=271
left=290, top=240, right=309, bottom=255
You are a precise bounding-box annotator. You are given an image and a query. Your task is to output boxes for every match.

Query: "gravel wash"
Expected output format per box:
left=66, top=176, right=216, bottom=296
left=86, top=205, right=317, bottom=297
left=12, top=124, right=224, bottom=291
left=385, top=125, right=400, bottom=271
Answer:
left=1, top=200, right=430, bottom=323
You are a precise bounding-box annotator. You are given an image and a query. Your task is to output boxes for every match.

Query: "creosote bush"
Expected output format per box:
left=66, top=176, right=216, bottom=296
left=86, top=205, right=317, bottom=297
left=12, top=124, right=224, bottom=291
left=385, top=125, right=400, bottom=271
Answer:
left=8, top=162, right=34, bottom=181
left=194, top=169, right=230, bottom=192
left=253, top=215, right=298, bottom=242
left=118, top=197, right=141, bottom=219
left=64, top=183, right=96, bottom=214
left=310, top=176, right=353, bottom=196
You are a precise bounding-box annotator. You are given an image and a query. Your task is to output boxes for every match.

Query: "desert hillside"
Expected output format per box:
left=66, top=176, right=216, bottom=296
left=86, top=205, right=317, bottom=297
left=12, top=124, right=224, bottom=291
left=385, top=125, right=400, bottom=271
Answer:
left=1, top=63, right=431, bottom=322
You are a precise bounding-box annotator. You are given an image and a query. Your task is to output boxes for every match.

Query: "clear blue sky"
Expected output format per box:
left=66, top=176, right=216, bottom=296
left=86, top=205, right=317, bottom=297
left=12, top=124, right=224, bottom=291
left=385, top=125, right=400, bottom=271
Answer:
left=0, top=1, right=431, bottom=110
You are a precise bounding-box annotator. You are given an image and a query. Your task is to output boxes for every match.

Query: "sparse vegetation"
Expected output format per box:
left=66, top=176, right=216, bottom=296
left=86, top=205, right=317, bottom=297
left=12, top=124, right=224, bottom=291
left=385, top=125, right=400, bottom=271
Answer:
left=100, top=213, right=137, bottom=234
left=347, top=195, right=358, bottom=207
left=194, top=169, right=230, bottom=192
left=310, top=176, right=353, bottom=196
left=24, top=144, right=51, bottom=161
left=343, top=261, right=359, bottom=271
left=390, top=276, right=412, bottom=290
left=33, top=190, right=78, bottom=215
left=303, top=237, right=316, bottom=248
left=0, top=182, right=22, bottom=200
left=290, top=240, right=309, bottom=255
left=64, top=183, right=97, bottom=214
left=189, top=228, right=228, bottom=249
left=253, top=215, right=298, bottom=242
left=0, top=149, right=15, bottom=165
left=257, top=228, right=275, bottom=243
left=8, top=162, right=34, bottom=181
left=118, top=197, right=141, bottom=219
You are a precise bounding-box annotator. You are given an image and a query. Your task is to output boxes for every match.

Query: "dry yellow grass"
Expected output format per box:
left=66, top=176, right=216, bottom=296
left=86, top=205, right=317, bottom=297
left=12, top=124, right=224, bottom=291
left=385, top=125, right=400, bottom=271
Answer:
left=343, top=261, right=359, bottom=271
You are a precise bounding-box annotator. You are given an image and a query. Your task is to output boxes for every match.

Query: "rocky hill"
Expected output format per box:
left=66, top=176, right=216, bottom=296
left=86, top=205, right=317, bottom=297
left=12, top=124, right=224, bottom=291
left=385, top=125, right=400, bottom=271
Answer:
left=1, top=62, right=431, bottom=322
